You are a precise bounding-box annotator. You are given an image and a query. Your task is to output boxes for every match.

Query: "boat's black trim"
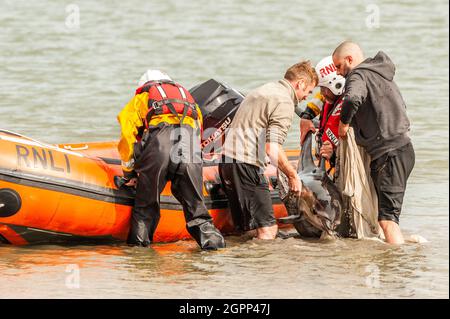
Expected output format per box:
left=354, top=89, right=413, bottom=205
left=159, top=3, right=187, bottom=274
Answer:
left=95, top=153, right=300, bottom=168
left=0, top=168, right=282, bottom=211
left=0, top=130, right=24, bottom=138
left=3, top=223, right=120, bottom=245
left=0, top=233, right=10, bottom=244
left=0, top=169, right=190, bottom=209
left=99, top=157, right=121, bottom=165
left=95, top=156, right=301, bottom=168
left=99, top=156, right=222, bottom=167
left=0, top=168, right=135, bottom=206
left=201, top=156, right=300, bottom=167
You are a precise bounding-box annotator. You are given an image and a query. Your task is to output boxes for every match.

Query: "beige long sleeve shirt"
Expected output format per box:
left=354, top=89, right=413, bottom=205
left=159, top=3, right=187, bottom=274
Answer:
left=222, top=79, right=299, bottom=168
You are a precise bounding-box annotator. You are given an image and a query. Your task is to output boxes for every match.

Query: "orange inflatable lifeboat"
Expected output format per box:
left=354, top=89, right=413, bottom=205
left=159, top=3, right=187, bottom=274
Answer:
left=0, top=129, right=296, bottom=245
left=0, top=79, right=300, bottom=245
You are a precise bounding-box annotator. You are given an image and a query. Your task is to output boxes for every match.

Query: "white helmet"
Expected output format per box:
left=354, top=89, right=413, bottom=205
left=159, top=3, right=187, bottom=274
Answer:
left=315, top=56, right=345, bottom=95
left=138, top=69, right=172, bottom=86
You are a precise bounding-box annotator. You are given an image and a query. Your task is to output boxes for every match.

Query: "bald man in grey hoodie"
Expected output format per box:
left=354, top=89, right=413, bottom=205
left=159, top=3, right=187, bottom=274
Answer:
left=332, top=41, right=415, bottom=244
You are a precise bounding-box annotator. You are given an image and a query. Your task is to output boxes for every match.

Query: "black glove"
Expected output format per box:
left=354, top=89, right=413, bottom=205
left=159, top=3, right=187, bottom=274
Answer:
left=114, top=171, right=137, bottom=189
left=123, top=170, right=137, bottom=180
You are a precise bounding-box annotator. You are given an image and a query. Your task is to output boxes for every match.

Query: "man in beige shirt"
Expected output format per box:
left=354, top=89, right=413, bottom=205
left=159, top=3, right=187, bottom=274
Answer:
left=219, top=61, right=318, bottom=239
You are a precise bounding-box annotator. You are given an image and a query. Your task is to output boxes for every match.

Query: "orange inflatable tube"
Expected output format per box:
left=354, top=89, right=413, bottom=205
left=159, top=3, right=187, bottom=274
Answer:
left=0, top=129, right=294, bottom=245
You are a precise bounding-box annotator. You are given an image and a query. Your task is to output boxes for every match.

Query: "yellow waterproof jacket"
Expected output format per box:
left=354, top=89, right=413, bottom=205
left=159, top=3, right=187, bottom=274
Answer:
left=117, top=91, right=203, bottom=174
left=303, top=91, right=326, bottom=120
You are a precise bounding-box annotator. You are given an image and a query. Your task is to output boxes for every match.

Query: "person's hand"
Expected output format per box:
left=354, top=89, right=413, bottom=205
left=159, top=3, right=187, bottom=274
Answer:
left=319, top=141, right=334, bottom=159
left=125, top=177, right=138, bottom=188
left=300, top=119, right=317, bottom=145
left=288, top=173, right=302, bottom=197
left=300, top=185, right=313, bottom=198
left=338, top=121, right=350, bottom=138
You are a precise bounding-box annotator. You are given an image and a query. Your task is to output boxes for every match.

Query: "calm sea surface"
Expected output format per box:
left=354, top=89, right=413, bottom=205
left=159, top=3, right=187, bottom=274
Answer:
left=0, top=0, right=448, bottom=298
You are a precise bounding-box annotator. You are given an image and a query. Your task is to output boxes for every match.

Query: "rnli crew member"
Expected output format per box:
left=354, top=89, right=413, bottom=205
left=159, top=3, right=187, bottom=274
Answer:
left=117, top=69, right=225, bottom=250
left=219, top=61, right=318, bottom=239
left=301, top=56, right=381, bottom=239
left=299, top=56, right=346, bottom=168
left=332, top=41, right=415, bottom=244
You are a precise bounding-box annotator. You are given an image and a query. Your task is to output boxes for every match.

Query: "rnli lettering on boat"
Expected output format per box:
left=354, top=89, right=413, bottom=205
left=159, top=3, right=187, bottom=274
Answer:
left=15, top=144, right=71, bottom=174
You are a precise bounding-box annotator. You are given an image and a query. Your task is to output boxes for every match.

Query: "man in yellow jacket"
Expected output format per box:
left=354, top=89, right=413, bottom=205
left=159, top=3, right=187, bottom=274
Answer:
left=117, top=69, right=225, bottom=250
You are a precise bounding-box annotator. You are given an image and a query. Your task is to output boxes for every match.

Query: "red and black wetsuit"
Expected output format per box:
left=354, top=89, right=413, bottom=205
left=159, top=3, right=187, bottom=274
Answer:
left=317, top=95, right=344, bottom=167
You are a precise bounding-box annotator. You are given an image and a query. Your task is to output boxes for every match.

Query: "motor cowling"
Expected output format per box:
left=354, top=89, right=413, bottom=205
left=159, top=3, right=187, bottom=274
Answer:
left=190, top=79, right=244, bottom=155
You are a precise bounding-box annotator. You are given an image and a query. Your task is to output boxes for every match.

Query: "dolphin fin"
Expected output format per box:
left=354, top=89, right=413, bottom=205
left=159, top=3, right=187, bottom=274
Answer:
left=298, top=131, right=316, bottom=173
left=319, top=157, right=326, bottom=172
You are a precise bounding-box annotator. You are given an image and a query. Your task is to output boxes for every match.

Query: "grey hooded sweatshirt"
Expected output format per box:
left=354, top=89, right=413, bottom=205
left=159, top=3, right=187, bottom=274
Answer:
left=340, top=51, right=411, bottom=160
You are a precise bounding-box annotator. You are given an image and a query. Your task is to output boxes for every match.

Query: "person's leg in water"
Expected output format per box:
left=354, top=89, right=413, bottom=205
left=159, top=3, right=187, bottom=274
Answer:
left=257, top=225, right=278, bottom=240
left=170, top=160, right=225, bottom=250
left=219, top=161, right=254, bottom=235
left=219, top=159, right=277, bottom=240
left=127, top=126, right=171, bottom=246
left=127, top=172, right=167, bottom=246
left=252, top=170, right=277, bottom=240
left=379, top=220, right=404, bottom=244
left=169, top=126, right=225, bottom=250
left=371, top=143, right=415, bottom=245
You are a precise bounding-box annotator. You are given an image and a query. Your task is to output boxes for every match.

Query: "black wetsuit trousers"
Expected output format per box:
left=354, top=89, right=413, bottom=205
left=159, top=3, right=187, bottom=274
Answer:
left=126, top=124, right=212, bottom=246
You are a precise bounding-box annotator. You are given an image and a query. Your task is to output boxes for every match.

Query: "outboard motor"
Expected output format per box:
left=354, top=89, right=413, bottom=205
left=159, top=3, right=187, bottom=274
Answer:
left=190, top=79, right=244, bottom=155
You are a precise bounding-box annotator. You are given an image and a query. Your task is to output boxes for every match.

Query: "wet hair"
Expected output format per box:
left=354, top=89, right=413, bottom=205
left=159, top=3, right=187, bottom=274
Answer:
left=284, top=60, right=318, bottom=86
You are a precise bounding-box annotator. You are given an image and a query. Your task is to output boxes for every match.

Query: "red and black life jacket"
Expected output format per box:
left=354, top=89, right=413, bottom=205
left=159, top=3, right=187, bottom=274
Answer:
left=318, top=95, right=344, bottom=148
left=135, top=80, right=199, bottom=128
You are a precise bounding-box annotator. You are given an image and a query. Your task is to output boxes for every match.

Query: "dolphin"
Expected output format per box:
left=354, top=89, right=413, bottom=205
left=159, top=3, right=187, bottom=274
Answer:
left=277, top=131, right=343, bottom=238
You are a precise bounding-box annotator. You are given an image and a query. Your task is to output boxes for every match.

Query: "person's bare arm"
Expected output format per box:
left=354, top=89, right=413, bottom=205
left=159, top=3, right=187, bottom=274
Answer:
left=338, top=121, right=350, bottom=138
left=266, top=142, right=302, bottom=196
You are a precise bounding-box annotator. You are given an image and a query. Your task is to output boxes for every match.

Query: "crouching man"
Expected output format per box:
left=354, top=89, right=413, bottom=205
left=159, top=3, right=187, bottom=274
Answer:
left=117, top=69, right=226, bottom=250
